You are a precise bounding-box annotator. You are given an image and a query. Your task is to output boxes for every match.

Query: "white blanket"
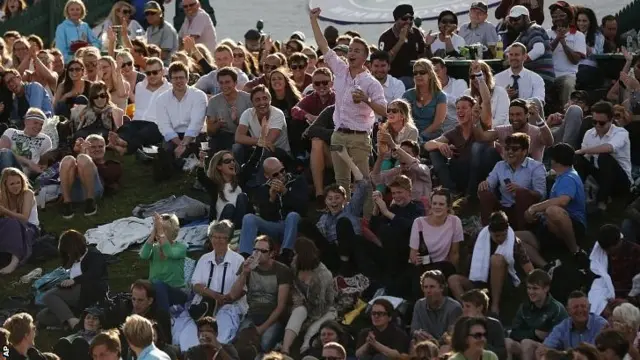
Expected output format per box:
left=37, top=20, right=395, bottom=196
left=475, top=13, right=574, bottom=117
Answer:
left=85, top=217, right=154, bottom=255
left=469, top=226, right=520, bottom=287
left=588, top=243, right=615, bottom=315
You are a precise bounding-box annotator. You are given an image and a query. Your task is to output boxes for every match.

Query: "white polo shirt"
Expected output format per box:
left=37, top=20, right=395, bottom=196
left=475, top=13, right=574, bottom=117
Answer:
left=191, top=248, right=246, bottom=306
left=546, top=29, right=587, bottom=78
left=581, top=124, right=632, bottom=182
left=133, top=80, right=172, bottom=122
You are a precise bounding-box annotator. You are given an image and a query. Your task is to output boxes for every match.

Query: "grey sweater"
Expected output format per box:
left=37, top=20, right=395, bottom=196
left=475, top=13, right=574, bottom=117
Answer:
left=411, top=296, right=462, bottom=340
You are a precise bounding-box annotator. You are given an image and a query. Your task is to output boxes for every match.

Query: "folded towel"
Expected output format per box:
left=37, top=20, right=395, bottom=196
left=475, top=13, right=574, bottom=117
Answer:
left=588, top=243, right=615, bottom=315
left=469, top=226, right=520, bottom=287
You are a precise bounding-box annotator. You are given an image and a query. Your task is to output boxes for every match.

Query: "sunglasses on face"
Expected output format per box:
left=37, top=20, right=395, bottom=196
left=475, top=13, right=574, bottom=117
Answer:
left=221, top=158, right=234, bottom=164
left=314, top=80, right=329, bottom=86
left=253, top=248, right=270, bottom=253
left=270, top=169, right=285, bottom=178
left=469, top=332, right=487, bottom=340
left=290, top=64, right=306, bottom=70
left=68, top=67, right=84, bottom=73
left=121, top=9, right=131, bottom=14
left=145, top=70, right=160, bottom=76
left=440, top=19, right=456, bottom=25
left=387, top=107, right=400, bottom=114
left=402, top=15, right=414, bottom=21
left=371, top=311, right=388, bottom=317
left=593, top=120, right=609, bottom=126
left=122, top=61, right=133, bottom=68
left=92, top=93, right=108, bottom=100
left=182, top=2, right=197, bottom=9
left=413, top=70, right=428, bottom=76
left=144, top=11, right=157, bottom=16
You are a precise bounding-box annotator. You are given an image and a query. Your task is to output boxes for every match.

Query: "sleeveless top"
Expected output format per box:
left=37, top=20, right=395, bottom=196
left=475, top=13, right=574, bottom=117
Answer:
left=28, top=201, right=39, bottom=227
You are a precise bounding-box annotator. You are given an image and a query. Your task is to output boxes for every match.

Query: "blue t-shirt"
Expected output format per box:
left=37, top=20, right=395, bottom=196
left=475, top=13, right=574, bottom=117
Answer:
left=402, top=89, right=447, bottom=137
left=549, top=168, right=586, bottom=226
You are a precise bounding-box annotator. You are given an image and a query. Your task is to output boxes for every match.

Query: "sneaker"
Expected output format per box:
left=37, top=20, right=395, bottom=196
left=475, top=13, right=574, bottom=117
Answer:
left=84, top=199, right=97, bottom=217
left=20, top=268, right=42, bottom=284
left=543, top=259, right=562, bottom=279
left=61, top=202, right=74, bottom=219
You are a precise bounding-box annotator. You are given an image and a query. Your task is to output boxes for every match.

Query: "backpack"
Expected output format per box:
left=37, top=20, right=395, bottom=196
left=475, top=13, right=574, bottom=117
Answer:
left=100, top=292, right=132, bottom=329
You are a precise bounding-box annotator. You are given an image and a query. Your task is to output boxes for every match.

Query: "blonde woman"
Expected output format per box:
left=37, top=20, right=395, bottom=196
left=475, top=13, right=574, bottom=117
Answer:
left=0, top=38, right=12, bottom=68
left=196, top=150, right=250, bottom=225
left=1, top=0, right=27, bottom=22
left=97, top=55, right=129, bottom=110
left=402, top=59, right=446, bottom=141
left=116, top=51, right=145, bottom=103
left=95, top=1, right=144, bottom=42
left=0, top=167, right=38, bottom=275
left=463, top=60, right=509, bottom=127
left=139, top=213, right=187, bottom=311
left=54, top=0, right=101, bottom=63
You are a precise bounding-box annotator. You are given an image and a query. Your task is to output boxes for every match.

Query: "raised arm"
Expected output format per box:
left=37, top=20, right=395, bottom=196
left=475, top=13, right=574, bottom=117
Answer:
left=309, top=8, right=329, bottom=54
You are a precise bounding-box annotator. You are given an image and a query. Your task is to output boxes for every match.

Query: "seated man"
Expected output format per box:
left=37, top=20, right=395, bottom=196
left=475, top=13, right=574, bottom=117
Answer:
left=494, top=42, right=545, bottom=103
left=575, top=101, right=631, bottom=212
left=458, top=2, right=500, bottom=56
left=228, top=235, right=292, bottom=352
left=0, top=107, right=52, bottom=177
left=594, top=330, right=630, bottom=360
left=411, top=270, right=462, bottom=342
left=205, top=67, right=252, bottom=155
left=3, top=69, right=53, bottom=126
left=194, top=45, right=250, bottom=96
left=544, top=90, right=590, bottom=149
left=196, top=317, right=240, bottom=360
left=504, top=270, right=568, bottom=360
left=154, top=61, right=207, bottom=180
left=372, top=138, right=432, bottom=206
left=516, top=143, right=589, bottom=273
left=238, top=157, right=307, bottom=265
left=542, top=291, right=607, bottom=352
left=243, top=54, right=285, bottom=92
left=59, top=134, right=122, bottom=219
left=306, top=105, right=335, bottom=206
left=478, top=133, right=546, bottom=230
left=449, top=211, right=534, bottom=315
left=299, top=147, right=370, bottom=274
left=109, top=57, right=172, bottom=155
left=129, top=279, right=172, bottom=348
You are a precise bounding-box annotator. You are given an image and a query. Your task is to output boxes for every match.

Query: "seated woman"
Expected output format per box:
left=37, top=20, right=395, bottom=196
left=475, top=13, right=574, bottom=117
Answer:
left=463, top=61, right=509, bottom=127
left=97, top=55, right=129, bottom=111
left=115, top=51, right=146, bottom=106
left=301, top=320, right=351, bottom=359
left=459, top=290, right=506, bottom=360
left=448, top=317, right=499, bottom=360
left=197, top=150, right=250, bottom=225
left=0, top=167, right=39, bottom=274
left=375, top=99, right=419, bottom=192
left=70, top=81, right=124, bottom=142
left=53, top=59, right=92, bottom=119
left=281, top=237, right=336, bottom=356
left=36, top=230, right=108, bottom=330
left=409, top=188, right=462, bottom=297
left=355, top=298, right=409, bottom=359
left=139, top=213, right=188, bottom=311
left=268, top=67, right=304, bottom=156
left=402, top=59, right=447, bottom=142
left=53, top=306, right=104, bottom=360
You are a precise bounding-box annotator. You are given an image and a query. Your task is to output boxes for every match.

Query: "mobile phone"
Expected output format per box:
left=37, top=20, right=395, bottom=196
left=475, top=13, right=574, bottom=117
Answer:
left=504, top=178, right=512, bottom=185
left=329, top=144, right=344, bottom=152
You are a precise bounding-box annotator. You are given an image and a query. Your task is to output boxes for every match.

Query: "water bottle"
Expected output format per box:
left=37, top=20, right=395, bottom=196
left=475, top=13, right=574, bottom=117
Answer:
left=627, top=35, right=634, bottom=52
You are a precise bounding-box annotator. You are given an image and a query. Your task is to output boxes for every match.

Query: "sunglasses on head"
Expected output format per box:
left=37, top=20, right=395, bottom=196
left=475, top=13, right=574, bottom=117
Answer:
left=145, top=70, right=160, bottom=76
left=182, top=2, right=197, bottom=8
left=314, top=80, right=329, bottom=86
left=253, top=248, right=269, bottom=253
left=290, top=64, right=305, bottom=70
left=92, top=93, right=108, bottom=100
left=221, top=158, right=234, bottom=164
left=469, top=332, right=487, bottom=340
left=122, top=61, right=133, bottom=68
left=387, top=107, right=400, bottom=113
left=68, top=67, right=84, bottom=73
left=270, top=168, right=285, bottom=178
left=593, top=120, right=609, bottom=126
left=413, top=70, right=428, bottom=76
left=402, top=15, right=414, bottom=21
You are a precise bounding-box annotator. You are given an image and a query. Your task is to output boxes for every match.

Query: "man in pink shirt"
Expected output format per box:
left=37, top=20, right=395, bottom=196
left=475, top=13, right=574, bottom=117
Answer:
left=179, top=0, right=217, bottom=53
left=309, top=7, right=387, bottom=217
left=473, top=98, right=554, bottom=162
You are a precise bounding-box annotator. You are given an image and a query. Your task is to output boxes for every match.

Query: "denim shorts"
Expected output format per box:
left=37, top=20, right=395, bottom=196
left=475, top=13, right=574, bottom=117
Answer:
left=70, top=168, right=104, bottom=202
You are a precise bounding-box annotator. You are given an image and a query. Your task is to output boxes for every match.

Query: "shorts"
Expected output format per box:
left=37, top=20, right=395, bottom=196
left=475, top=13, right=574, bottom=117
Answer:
left=69, top=168, right=104, bottom=203
left=534, top=215, right=586, bottom=248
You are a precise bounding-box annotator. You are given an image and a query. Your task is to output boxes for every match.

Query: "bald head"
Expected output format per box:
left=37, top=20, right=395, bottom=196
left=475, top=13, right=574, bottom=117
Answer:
left=263, top=157, right=285, bottom=180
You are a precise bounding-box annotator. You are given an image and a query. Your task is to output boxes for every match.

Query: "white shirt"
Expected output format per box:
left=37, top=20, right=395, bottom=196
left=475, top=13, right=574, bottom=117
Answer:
left=376, top=75, right=406, bottom=121
left=28, top=201, right=39, bottom=227
left=581, top=125, right=632, bottom=182
left=547, top=29, right=587, bottom=77
left=430, top=34, right=466, bottom=54
left=463, top=85, right=510, bottom=127
left=494, top=67, right=545, bottom=102
left=191, top=249, right=245, bottom=305
left=215, top=183, right=242, bottom=221
left=1, top=128, right=52, bottom=175
left=441, top=77, right=468, bottom=132
left=133, top=80, right=172, bottom=122
left=155, top=86, right=207, bottom=141
left=238, top=106, right=291, bottom=153
left=69, top=250, right=88, bottom=279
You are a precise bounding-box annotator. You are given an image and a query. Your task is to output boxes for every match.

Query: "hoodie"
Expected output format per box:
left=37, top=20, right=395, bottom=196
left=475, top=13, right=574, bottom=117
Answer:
left=55, top=19, right=102, bottom=63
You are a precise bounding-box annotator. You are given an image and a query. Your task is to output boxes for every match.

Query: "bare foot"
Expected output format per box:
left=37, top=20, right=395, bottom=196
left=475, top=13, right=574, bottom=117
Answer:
left=67, top=317, right=80, bottom=330
left=0, top=255, right=19, bottom=274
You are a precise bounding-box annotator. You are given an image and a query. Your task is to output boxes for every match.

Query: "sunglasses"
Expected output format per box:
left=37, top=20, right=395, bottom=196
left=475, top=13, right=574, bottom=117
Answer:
left=221, top=158, right=234, bottom=164
left=371, top=311, right=388, bottom=317
left=144, top=11, right=157, bottom=16
left=593, top=120, right=609, bottom=126
left=121, top=61, right=133, bottom=68
left=182, top=2, right=197, bottom=8
left=402, top=15, right=414, bottom=21
left=121, top=9, right=131, bottom=14
left=290, top=64, right=306, bottom=70
left=314, top=80, right=329, bottom=86
left=504, top=145, right=522, bottom=152
left=92, top=93, right=108, bottom=100
left=270, top=168, right=285, bottom=178
left=253, top=248, right=270, bottom=253
left=387, top=108, right=400, bottom=114
left=68, top=67, right=84, bottom=73
left=145, top=70, right=160, bottom=76
left=233, top=52, right=244, bottom=58
left=413, top=70, right=428, bottom=76
left=469, top=332, right=487, bottom=340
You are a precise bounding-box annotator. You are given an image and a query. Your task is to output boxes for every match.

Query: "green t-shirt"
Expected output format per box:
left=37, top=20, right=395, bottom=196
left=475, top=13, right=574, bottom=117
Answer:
left=449, top=350, right=499, bottom=360
left=140, top=241, right=187, bottom=288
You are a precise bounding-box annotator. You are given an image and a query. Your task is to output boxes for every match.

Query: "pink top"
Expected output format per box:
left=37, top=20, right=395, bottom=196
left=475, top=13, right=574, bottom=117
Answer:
left=324, top=49, right=386, bottom=132
left=179, top=8, right=217, bottom=53
left=409, top=215, right=463, bottom=262
left=494, top=124, right=545, bottom=161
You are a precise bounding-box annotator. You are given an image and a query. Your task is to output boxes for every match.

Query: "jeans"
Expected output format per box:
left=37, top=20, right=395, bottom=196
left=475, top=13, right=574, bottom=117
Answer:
left=218, top=192, right=250, bottom=227
left=470, top=142, right=501, bottom=197
left=429, top=151, right=471, bottom=194
left=0, top=149, right=21, bottom=173
left=238, top=317, right=283, bottom=352
left=621, top=219, right=639, bottom=244
left=238, top=212, right=301, bottom=255
left=116, top=120, right=163, bottom=154
left=152, top=280, right=187, bottom=311
left=208, top=131, right=235, bottom=155
left=551, top=105, right=583, bottom=149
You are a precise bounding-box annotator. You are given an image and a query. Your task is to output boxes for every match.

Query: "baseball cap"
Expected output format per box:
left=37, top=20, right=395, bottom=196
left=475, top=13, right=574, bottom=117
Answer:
left=470, top=2, right=488, bottom=13
left=508, top=5, right=530, bottom=18
left=84, top=306, right=105, bottom=317
left=144, top=1, right=162, bottom=14
left=630, top=273, right=640, bottom=297
left=291, top=31, right=306, bottom=42
left=24, top=108, right=46, bottom=122
left=549, top=1, right=572, bottom=13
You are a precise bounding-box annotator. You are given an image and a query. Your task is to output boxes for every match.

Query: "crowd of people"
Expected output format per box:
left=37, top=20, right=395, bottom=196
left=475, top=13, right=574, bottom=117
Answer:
left=0, top=0, right=639, bottom=359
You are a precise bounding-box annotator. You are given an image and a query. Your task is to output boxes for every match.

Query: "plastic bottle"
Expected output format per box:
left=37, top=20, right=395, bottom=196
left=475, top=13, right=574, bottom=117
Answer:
left=496, top=40, right=504, bottom=59
left=627, top=35, right=634, bottom=52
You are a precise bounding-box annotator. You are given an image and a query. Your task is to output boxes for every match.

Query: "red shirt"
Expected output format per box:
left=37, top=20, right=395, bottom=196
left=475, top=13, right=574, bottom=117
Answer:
left=291, top=91, right=336, bottom=122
